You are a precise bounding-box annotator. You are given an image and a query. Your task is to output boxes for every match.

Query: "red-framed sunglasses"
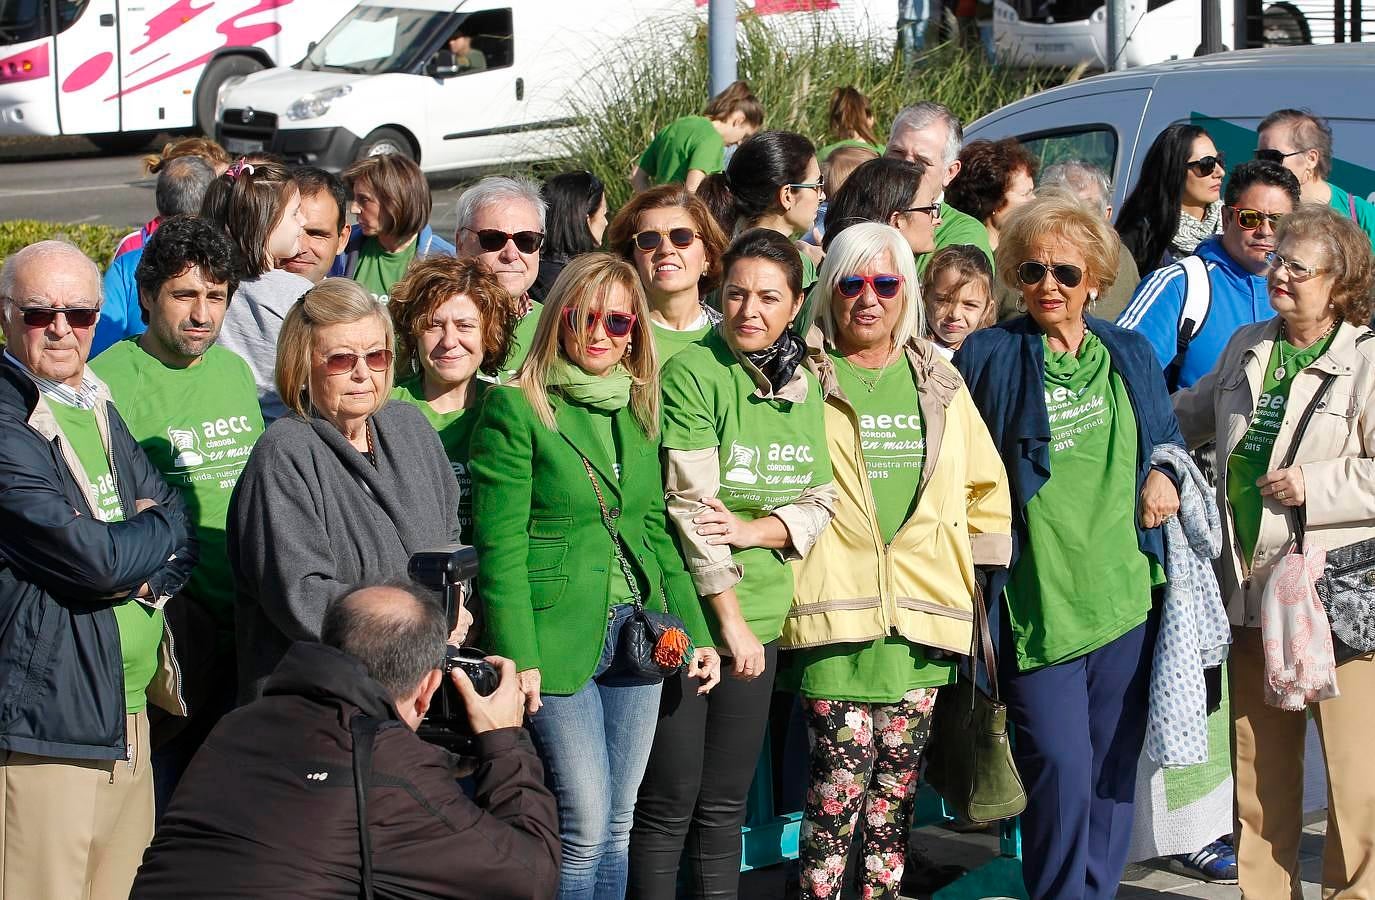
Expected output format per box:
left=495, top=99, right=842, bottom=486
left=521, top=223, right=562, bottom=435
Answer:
left=563, top=307, right=637, bottom=338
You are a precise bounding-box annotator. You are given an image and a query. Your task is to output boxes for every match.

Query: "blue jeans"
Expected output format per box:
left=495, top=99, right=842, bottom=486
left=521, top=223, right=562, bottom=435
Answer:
left=528, top=603, right=663, bottom=900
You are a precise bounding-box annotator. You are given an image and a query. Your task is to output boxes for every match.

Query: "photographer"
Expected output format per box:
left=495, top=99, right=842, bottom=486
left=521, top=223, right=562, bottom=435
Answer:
left=132, top=579, right=560, bottom=900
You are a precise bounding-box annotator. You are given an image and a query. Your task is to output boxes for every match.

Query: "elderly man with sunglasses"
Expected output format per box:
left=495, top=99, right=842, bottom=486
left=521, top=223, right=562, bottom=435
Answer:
left=1119, top=160, right=1302, bottom=392
left=454, top=175, right=547, bottom=382
left=0, top=241, right=198, bottom=900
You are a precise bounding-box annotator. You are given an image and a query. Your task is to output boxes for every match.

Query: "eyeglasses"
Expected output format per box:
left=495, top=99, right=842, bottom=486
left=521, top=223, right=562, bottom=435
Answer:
left=15, top=305, right=101, bottom=329
left=1265, top=251, right=1326, bottom=282
left=837, top=273, right=904, bottom=300
left=1254, top=148, right=1309, bottom=165
left=1183, top=155, right=1225, bottom=177
left=1017, top=260, right=1084, bottom=289
left=900, top=203, right=942, bottom=218
left=787, top=176, right=825, bottom=194
left=563, top=307, right=637, bottom=338
left=1228, top=207, right=1285, bottom=230
left=632, top=227, right=700, bottom=252
left=461, top=227, right=544, bottom=254
left=321, top=348, right=394, bottom=376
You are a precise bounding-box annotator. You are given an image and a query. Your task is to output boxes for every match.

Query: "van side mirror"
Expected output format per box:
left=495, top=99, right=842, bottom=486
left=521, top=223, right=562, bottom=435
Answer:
left=425, top=57, right=459, bottom=79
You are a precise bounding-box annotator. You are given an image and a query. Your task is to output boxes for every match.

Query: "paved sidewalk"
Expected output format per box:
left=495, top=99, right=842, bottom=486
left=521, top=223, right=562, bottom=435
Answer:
left=739, top=818, right=1331, bottom=898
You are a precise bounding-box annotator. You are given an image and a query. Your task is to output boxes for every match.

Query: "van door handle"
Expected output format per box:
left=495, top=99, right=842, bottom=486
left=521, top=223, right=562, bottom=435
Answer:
left=99, top=13, right=115, bottom=25
left=515, top=77, right=524, bottom=101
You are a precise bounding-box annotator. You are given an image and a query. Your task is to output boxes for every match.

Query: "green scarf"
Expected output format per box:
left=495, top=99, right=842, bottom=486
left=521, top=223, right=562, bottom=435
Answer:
left=547, top=358, right=633, bottom=410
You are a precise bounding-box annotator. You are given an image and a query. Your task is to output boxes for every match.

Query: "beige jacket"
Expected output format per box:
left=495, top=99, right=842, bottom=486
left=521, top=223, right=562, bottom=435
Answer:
left=1173, top=319, right=1375, bottom=626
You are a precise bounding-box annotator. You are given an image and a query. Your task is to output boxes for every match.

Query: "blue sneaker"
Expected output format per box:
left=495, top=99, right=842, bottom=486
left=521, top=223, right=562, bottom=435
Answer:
left=1166, top=839, right=1239, bottom=884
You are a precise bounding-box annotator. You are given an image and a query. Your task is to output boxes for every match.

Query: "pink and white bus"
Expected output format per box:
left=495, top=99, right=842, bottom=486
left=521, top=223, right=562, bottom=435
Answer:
left=0, top=0, right=345, bottom=149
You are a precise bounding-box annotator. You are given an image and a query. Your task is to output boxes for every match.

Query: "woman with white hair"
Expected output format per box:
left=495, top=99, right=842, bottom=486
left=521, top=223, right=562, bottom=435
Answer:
left=781, top=223, right=1012, bottom=899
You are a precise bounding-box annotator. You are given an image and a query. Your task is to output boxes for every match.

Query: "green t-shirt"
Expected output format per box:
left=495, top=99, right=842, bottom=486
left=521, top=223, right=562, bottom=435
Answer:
left=639, top=115, right=726, bottom=185
left=916, top=203, right=995, bottom=277
left=830, top=351, right=925, bottom=544
left=353, top=236, right=417, bottom=304
left=816, top=138, right=885, bottom=161
left=585, top=403, right=636, bottom=608
left=1329, top=184, right=1375, bottom=249
left=660, top=331, right=832, bottom=645
left=651, top=316, right=714, bottom=363
left=1226, top=333, right=1335, bottom=563
left=497, top=299, right=543, bottom=383
left=47, top=401, right=165, bottom=713
left=1005, top=333, right=1158, bottom=670
left=784, top=352, right=954, bottom=702
left=389, top=375, right=486, bottom=543
left=793, top=252, right=821, bottom=333
left=93, top=341, right=263, bottom=640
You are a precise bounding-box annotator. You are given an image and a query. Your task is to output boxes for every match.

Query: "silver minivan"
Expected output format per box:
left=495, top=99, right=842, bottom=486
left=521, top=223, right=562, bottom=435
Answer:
left=964, top=43, right=1375, bottom=211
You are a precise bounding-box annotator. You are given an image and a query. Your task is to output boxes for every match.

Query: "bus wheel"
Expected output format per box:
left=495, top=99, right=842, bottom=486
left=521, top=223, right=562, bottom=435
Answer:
left=196, top=55, right=266, bottom=136
left=356, top=128, right=415, bottom=162
left=1262, top=2, right=1310, bottom=45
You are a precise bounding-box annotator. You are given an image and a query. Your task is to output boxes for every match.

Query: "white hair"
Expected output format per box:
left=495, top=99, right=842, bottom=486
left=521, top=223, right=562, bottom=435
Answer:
left=814, top=222, right=923, bottom=351
left=890, top=101, right=963, bottom=168
left=0, top=240, right=102, bottom=305
left=1040, top=160, right=1112, bottom=218
left=453, top=175, right=547, bottom=235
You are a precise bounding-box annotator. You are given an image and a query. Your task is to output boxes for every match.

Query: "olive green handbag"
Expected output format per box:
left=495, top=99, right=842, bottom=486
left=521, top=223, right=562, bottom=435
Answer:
left=923, top=585, right=1027, bottom=824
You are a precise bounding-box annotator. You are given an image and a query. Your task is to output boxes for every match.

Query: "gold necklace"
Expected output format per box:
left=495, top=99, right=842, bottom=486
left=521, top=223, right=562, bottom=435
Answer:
left=1274, top=319, right=1338, bottom=380
left=839, top=351, right=894, bottom=392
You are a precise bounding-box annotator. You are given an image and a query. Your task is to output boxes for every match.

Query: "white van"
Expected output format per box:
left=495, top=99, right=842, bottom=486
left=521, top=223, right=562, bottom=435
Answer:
left=0, top=0, right=344, bottom=149
left=213, top=0, right=895, bottom=173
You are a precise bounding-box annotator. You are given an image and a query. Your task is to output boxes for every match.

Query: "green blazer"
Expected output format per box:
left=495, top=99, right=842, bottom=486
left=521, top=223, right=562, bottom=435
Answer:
left=469, top=384, right=711, bottom=696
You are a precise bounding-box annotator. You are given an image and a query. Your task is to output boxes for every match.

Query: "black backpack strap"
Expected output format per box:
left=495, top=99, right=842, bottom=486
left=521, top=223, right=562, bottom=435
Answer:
left=350, top=714, right=382, bottom=900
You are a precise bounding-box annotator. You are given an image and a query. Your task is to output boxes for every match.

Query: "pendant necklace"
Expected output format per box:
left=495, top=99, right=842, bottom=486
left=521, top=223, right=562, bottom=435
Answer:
left=1274, top=319, right=1337, bottom=381
left=841, top=352, right=892, bottom=392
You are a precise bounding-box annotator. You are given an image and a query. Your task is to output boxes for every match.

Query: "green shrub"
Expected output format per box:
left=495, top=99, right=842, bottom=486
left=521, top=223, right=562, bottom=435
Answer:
left=559, top=13, right=1066, bottom=211
left=0, top=220, right=124, bottom=272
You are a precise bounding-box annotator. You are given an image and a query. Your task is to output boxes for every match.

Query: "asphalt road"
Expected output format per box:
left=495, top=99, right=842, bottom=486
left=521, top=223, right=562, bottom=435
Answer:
left=0, top=136, right=470, bottom=237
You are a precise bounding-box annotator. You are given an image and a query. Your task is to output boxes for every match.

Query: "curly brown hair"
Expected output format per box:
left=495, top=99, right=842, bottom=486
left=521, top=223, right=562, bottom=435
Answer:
left=143, top=136, right=231, bottom=175
left=946, top=138, right=1039, bottom=225
left=387, top=256, right=516, bottom=380
left=1273, top=203, right=1375, bottom=324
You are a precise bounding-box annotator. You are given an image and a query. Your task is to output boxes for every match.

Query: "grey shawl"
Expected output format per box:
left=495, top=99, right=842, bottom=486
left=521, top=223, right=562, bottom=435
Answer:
left=1146, top=443, right=1231, bottom=767
left=228, top=400, right=460, bottom=701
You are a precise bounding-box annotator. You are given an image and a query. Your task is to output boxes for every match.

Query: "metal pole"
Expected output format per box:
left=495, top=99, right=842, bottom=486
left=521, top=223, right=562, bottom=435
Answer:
left=1198, top=0, right=1225, bottom=53
left=708, top=0, right=738, bottom=99
left=1106, top=0, right=1128, bottom=70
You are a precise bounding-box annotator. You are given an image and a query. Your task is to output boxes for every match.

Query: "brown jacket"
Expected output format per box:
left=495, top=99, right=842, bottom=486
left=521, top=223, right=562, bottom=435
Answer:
left=1173, top=319, right=1375, bottom=626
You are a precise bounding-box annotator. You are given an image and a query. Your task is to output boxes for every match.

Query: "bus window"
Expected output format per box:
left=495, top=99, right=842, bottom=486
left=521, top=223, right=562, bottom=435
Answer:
left=0, top=0, right=91, bottom=45
left=1020, top=126, right=1117, bottom=176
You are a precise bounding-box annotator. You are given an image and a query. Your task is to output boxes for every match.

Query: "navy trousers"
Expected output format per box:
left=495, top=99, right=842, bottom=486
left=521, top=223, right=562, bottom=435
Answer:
left=999, top=610, right=1158, bottom=900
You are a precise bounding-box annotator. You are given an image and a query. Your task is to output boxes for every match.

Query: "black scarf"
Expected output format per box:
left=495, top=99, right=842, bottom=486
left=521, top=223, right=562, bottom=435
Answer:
left=743, top=329, right=808, bottom=395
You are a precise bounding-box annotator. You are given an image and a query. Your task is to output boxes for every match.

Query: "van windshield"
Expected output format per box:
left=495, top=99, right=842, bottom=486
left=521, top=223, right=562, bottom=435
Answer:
left=297, top=6, right=452, bottom=75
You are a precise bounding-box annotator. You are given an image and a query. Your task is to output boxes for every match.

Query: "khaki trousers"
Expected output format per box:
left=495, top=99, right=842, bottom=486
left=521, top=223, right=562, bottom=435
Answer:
left=0, top=711, right=154, bottom=900
left=1230, top=627, right=1375, bottom=899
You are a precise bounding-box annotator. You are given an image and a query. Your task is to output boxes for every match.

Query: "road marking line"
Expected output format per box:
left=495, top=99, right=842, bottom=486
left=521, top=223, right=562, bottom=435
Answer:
left=0, top=181, right=144, bottom=198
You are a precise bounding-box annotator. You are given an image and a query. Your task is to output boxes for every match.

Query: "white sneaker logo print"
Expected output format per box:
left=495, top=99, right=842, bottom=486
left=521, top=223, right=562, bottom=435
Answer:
left=723, top=441, right=759, bottom=485
left=167, top=427, right=205, bottom=467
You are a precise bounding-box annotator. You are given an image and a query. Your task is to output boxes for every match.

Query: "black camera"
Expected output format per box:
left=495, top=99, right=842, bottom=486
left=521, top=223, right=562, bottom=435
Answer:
left=408, top=545, right=495, bottom=752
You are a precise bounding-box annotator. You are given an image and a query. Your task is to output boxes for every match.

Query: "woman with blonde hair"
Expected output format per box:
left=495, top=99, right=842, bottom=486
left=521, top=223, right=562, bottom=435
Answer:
left=469, top=253, right=719, bottom=900
left=784, top=223, right=1011, bottom=899
left=228, top=278, right=460, bottom=700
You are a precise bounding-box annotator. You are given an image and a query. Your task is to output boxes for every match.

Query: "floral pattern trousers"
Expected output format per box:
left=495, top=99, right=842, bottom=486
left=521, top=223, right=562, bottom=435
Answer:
left=798, top=689, right=939, bottom=900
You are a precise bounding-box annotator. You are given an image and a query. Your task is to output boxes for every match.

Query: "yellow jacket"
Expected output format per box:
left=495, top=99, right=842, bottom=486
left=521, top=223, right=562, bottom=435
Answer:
left=784, top=339, right=1012, bottom=654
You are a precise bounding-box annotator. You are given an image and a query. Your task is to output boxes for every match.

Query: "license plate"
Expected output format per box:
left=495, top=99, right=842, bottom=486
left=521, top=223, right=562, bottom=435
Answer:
left=225, top=137, right=264, bottom=154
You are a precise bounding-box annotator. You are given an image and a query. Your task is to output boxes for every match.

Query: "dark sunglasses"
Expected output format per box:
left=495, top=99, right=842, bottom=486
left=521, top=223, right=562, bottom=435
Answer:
left=1183, top=154, right=1224, bottom=177
left=563, top=307, right=637, bottom=338
left=322, top=348, right=394, bottom=376
left=462, top=227, right=544, bottom=254
left=1229, top=207, right=1285, bottom=230
left=837, top=273, right=904, bottom=299
left=17, top=306, right=100, bottom=329
left=632, top=227, right=700, bottom=252
left=1017, top=260, right=1084, bottom=289
left=1254, top=148, right=1308, bottom=165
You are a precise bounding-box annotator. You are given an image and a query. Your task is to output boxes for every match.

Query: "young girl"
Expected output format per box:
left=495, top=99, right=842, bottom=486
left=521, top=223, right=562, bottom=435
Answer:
left=202, top=158, right=310, bottom=422
left=922, top=244, right=995, bottom=357
left=631, top=80, right=764, bottom=193
left=816, top=86, right=883, bottom=161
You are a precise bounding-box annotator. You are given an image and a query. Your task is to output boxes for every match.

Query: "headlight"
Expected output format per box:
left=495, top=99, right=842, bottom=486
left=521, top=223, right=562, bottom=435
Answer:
left=215, top=75, right=247, bottom=124
left=285, top=84, right=351, bottom=121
